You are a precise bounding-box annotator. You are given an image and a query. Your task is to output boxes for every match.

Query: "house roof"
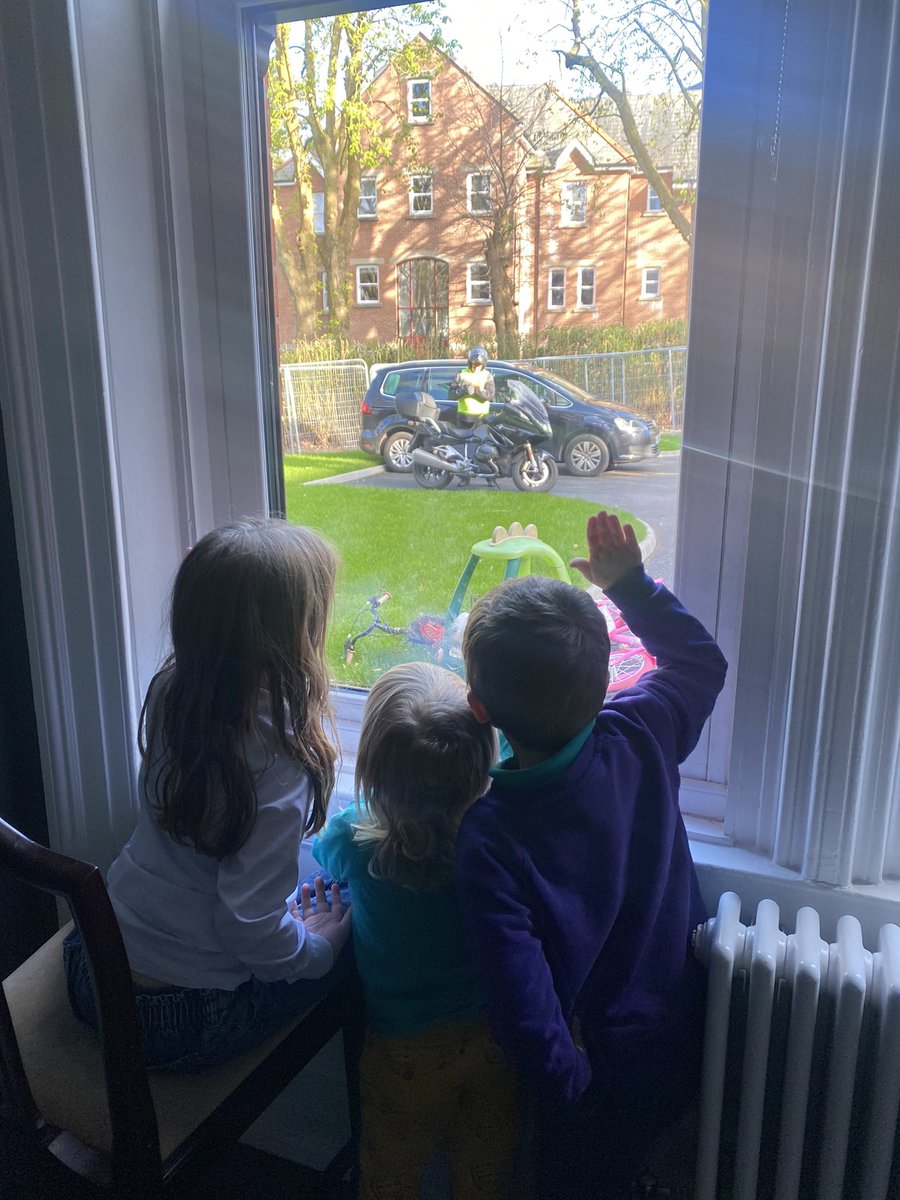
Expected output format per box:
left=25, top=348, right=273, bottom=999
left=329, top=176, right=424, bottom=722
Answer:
left=499, top=84, right=699, bottom=182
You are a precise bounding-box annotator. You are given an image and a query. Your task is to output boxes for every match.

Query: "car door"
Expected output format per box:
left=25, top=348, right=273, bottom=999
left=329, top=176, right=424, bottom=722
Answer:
left=422, top=366, right=461, bottom=420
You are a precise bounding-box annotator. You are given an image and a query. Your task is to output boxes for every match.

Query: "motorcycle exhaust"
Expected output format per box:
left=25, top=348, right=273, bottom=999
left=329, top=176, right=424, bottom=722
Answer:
left=411, top=448, right=473, bottom=476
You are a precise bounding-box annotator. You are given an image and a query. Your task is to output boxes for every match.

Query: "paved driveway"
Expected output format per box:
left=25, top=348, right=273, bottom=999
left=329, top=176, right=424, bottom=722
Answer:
left=344, top=453, right=681, bottom=585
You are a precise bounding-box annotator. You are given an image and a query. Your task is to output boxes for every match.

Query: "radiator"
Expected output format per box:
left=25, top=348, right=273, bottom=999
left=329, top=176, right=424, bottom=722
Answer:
left=691, top=892, right=900, bottom=1200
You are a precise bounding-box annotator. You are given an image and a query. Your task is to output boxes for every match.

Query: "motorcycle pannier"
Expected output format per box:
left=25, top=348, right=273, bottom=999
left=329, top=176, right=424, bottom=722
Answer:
left=396, top=391, right=440, bottom=421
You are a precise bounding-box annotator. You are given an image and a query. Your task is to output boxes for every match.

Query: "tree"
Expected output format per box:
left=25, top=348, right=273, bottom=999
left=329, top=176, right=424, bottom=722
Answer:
left=446, top=74, right=546, bottom=356
left=269, top=8, right=451, bottom=338
left=557, top=0, right=706, bottom=242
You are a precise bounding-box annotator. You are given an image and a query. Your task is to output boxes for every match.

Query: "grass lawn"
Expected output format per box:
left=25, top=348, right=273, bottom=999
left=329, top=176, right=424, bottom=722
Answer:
left=285, top=480, right=646, bottom=687
left=658, top=433, right=682, bottom=452
left=284, top=450, right=381, bottom=485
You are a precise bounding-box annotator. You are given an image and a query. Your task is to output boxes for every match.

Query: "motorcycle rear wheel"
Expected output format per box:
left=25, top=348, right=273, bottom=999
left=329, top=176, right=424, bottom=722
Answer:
left=511, top=450, right=558, bottom=493
left=413, top=462, right=453, bottom=489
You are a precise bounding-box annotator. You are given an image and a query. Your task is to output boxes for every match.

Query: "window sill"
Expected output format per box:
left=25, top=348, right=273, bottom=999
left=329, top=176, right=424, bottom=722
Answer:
left=466, top=299, right=492, bottom=306
left=560, top=222, right=587, bottom=229
left=639, top=295, right=662, bottom=301
left=354, top=301, right=381, bottom=307
left=574, top=305, right=596, bottom=312
left=643, top=210, right=665, bottom=217
left=408, top=212, right=435, bottom=219
left=358, top=215, right=377, bottom=221
left=547, top=307, right=565, bottom=313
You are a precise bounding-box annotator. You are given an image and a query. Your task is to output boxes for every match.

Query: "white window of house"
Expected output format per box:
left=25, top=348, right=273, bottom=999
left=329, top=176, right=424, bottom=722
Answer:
left=355, top=265, right=379, bottom=304
left=641, top=267, right=661, bottom=297
left=409, top=173, right=433, bottom=215
left=577, top=267, right=596, bottom=308
left=561, top=181, right=587, bottom=226
left=407, top=78, right=431, bottom=123
left=320, top=272, right=329, bottom=312
left=313, top=193, right=324, bottom=235
left=646, top=184, right=663, bottom=213
left=358, top=177, right=377, bottom=219
left=467, top=173, right=491, bottom=214
left=466, top=263, right=491, bottom=303
left=548, top=268, right=565, bottom=310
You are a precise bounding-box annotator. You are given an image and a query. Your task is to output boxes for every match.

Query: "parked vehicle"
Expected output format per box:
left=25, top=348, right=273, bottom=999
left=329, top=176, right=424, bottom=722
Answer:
left=359, top=359, right=660, bottom=476
left=399, top=383, right=558, bottom=492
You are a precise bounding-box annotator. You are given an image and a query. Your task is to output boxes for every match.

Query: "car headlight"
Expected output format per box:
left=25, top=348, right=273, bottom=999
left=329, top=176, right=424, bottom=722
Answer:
left=613, top=416, right=646, bottom=435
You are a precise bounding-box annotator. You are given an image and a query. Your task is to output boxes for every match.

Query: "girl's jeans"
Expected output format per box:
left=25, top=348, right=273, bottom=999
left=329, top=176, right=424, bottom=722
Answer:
left=62, top=870, right=353, bottom=1073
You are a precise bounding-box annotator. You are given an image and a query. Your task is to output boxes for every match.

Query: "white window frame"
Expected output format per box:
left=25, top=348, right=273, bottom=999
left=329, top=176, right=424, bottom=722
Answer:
left=320, top=271, right=329, bottom=312
left=547, top=268, right=565, bottom=310
left=8, top=0, right=900, bottom=939
left=312, top=192, right=324, bottom=235
left=646, top=184, right=663, bottom=213
left=408, top=172, right=433, bottom=216
left=576, top=266, right=596, bottom=309
left=466, top=172, right=491, bottom=214
left=358, top=176, right=377, bottom=219
left=641, top=267, right=661, bottom=298
left=355, top=264, right=380, bottom=305
left=407, top=78, right=431, bottom=123
left=561, top=181, right=587, bottom=226
left=466, top=263, right=491, bottom=304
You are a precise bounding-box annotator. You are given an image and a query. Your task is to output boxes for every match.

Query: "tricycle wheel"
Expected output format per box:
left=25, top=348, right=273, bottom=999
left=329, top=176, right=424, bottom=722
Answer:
left=413, top=462, right=453, bottom=489
left=511, top=450, right=558, bottom=493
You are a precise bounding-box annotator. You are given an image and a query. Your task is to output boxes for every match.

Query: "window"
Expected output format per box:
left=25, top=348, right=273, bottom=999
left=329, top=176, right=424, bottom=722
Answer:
left=408, top=173, right=433, bottom=216
left=641, top=267, right=661, bottom=298
left=646, top=184, right=663, bottom=213
left=466, top=263, right=491, bottom=304
left=467, top=173, right=491, bottom=214
left=313, top=193, right=324, bottom=235
left=397, top=258, right=449, bottom=340
left=355, top=265, right=379, bottom=304
left=407, top=79, right=431, bottom=123
left=358, top=177, right=377, bottom=219
left=548, top=269, right=565, bottom=310
left=577, top=267, right=595, bottom=308
left=320, top=272, right=329, bottom=311
left=561, top=181, right=587, bottom=226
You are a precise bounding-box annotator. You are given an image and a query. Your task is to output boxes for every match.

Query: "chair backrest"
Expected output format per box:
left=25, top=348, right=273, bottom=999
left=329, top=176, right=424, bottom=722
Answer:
left=0, top=815, right=164, bottom=1194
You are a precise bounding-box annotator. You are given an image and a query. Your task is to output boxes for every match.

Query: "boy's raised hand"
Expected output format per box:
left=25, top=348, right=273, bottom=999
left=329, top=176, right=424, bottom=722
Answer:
left=570, top=511, right=642, bottom=591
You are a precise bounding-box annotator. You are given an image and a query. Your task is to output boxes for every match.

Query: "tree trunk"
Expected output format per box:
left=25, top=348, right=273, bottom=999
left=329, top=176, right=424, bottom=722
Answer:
left=486, top=230, right=519, bottom=357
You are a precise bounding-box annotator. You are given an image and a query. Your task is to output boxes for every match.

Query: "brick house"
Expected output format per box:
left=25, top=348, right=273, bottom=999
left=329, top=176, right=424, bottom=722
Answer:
left=272, top=39, right=695, bottom=347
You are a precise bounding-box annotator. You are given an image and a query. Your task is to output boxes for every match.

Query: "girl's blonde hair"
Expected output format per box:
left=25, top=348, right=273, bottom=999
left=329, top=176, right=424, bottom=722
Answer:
left=142, top=517, right=337, bottom=858
left=354, top=661, right=496, bottom=891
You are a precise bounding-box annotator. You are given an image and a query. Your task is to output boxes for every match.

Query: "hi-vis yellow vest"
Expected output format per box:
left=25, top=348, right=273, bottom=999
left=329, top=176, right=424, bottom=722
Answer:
left=456, top=368, right=493, bottom=418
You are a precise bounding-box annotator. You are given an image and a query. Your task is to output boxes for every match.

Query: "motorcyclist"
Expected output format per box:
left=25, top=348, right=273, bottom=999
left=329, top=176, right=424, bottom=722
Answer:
left=451, top=346, right=495, bottom=426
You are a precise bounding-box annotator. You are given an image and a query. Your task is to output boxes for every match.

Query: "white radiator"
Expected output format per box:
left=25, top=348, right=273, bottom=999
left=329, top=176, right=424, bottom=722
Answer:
left=691, top=892, right=900, bottom=1200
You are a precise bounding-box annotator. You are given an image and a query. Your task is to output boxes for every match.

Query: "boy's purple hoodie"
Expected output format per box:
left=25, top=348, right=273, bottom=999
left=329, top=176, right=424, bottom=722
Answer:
left=455, top=567, right=727, bottom=1105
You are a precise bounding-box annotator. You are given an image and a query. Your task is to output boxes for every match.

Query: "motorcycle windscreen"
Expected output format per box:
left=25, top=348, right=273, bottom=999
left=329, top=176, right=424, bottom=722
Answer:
left=502, top=381, right=553, bottom=439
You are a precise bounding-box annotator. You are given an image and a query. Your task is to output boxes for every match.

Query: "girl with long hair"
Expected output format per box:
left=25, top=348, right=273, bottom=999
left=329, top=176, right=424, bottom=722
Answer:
left=63, top=518, right=351, bottom=1071
left=313, top=661, right=520, bottom=1200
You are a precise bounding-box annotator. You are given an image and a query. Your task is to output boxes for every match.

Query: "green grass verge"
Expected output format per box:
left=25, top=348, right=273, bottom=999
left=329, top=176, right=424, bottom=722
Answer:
left=285, top=482, right=646, bottom=687
left=284, top=451, right=381, bottom=485
left=658, top=433, right=682, bottom=452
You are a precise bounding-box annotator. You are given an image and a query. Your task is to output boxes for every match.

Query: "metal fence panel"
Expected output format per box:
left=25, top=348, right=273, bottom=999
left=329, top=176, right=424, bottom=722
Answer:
left=526, top=347, right=686, bottom=431
left=280, top=360, right=369, bottom=453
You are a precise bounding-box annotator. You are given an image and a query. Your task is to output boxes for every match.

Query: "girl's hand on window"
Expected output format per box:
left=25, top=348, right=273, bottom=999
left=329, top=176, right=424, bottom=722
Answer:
left=291, top=878, right=352, bottom=954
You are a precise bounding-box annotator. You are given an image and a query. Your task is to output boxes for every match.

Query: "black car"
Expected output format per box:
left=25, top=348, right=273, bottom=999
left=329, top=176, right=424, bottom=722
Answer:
left=359, top=359, right=659, bottom=476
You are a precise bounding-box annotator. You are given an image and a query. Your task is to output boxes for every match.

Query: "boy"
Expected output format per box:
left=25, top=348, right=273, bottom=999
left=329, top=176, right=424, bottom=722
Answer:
left=456, top=511, right=727, bottom=1198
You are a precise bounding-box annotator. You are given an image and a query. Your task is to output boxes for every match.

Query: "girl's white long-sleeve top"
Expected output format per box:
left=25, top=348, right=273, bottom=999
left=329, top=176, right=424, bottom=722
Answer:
left=106, top=687, right=333, bottom=991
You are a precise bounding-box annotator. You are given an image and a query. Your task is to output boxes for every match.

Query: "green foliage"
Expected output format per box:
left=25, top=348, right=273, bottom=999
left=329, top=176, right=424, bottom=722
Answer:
left=658, top=432, right=682, bottom=452
left=279, top=320, right=687, bottom=370
left=284, top=480, right=645, bottom=687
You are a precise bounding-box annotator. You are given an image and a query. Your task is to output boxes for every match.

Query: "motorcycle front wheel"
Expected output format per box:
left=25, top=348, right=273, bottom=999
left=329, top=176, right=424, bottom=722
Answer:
left=412, top=461, right=453, bottom=489
left=511, top=450, right=558, bottom=493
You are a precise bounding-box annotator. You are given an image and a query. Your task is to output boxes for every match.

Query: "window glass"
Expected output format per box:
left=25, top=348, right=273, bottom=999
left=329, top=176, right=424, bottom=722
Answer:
left=646, top=184, right=663, bottom=212
left=548, top=269, right=565, bottom=309
left=577, top=267, right=596, bottom=307
left=409, top=173, right=433, bottom=214
left=466, top=263, right=491, bottom=302
left=424, top=366, right=459, bottom=402
left=641, top=267, right=661, bottom=297
left=561, top=181, right=587, bottom=225
left=467, top=173, right=491, bottom=213
left=358, top=177, right=377, bottom=218
left=408, top=79, right=431, bottom=122
left=313, top=193, right=324, bottom=235
left=356, top=265, right=380, bottom=303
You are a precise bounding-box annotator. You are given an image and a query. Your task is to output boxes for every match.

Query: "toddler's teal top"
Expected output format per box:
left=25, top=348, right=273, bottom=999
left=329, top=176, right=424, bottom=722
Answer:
left=313, top=804, right=482, bottom=1036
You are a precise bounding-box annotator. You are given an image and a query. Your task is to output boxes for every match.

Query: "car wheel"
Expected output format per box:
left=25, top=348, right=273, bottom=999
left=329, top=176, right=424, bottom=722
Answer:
left=565, top=433, right=611, bottom=476
left=383, top=430, right=414, bottom=473
left=412, top=462, right=453, bottom=490
left=511, top=450, right=558, bottom=493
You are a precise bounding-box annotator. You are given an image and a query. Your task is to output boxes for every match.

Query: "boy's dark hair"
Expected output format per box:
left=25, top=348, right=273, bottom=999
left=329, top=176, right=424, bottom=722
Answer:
left=462, top=576, right=610, bottom=752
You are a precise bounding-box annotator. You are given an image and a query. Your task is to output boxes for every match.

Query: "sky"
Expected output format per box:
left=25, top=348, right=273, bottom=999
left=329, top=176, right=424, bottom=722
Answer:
left=440, top=0, right=571, bottom=88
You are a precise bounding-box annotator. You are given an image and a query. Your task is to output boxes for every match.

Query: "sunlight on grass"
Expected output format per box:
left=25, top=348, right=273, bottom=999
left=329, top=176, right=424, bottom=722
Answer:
left=286, top=482, right=646, bottom=687
left=658, top=433, right=682, bottom=452
left=284, top=451, right=381, bottom=485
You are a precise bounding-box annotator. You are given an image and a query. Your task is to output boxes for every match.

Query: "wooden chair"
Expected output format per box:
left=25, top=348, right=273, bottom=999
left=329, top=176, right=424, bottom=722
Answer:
left=0, top=815, right=363, bottom=1199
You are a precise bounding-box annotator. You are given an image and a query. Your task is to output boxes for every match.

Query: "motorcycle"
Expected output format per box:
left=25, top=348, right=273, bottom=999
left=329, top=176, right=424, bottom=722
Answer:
left=396, top=380, right=559, bottom=492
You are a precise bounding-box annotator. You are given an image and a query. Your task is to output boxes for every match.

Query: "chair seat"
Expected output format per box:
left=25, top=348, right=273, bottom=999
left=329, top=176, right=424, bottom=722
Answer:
left=4, top=923, right=334, bottom=1164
